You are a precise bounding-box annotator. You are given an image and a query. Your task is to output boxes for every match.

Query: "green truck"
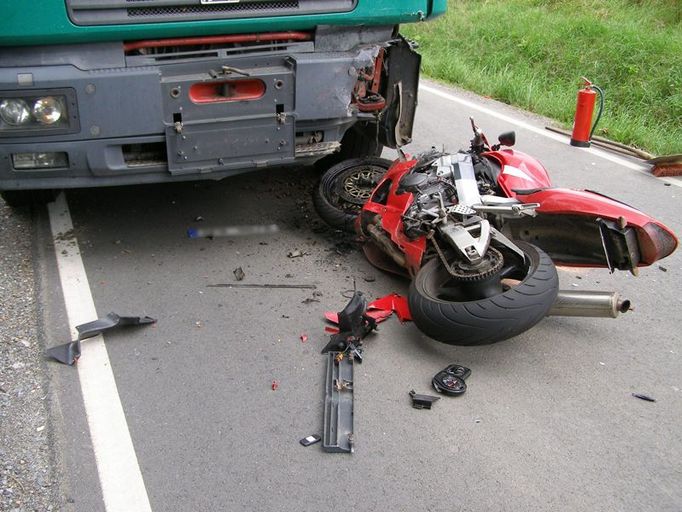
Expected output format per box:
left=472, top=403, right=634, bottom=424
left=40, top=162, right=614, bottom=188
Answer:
left=0, top=0, right=445, bottom=205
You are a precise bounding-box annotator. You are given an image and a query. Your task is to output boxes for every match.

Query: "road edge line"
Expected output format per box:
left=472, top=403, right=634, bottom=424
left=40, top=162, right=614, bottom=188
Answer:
left=419, top=83, right=680, bottom=187
left=47, top=192, right=152, bottom=512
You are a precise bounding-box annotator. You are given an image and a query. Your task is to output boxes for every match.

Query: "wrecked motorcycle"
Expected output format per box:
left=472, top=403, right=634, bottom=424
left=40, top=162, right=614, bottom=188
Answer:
left=314, top=120, right=678, bottom=345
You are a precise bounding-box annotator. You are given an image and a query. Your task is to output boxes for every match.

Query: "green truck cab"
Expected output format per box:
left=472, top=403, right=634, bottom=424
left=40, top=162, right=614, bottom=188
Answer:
left=0, top=0, right=445, bottom=205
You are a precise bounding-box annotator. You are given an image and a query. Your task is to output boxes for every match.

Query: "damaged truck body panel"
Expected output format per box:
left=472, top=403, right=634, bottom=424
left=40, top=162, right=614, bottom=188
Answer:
left=0, top=2, right=442, bottom=200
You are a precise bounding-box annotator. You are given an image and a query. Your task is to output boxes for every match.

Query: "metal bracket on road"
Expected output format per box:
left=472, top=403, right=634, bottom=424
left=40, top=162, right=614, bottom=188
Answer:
left=46, top=312, right=156, bottom=365
left=323, top=351, right=355, bottom=453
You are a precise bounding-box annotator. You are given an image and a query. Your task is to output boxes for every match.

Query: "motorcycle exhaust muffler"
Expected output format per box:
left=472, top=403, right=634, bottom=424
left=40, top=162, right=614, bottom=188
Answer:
left=547, top=290, right=631, bottom=318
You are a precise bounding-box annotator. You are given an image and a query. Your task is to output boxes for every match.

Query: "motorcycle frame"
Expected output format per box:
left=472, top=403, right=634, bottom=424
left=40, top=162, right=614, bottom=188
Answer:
left=359, top=149, right=677, bottom=276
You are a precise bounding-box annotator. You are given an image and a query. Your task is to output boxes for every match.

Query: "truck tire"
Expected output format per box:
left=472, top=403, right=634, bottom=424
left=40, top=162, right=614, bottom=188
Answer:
left=315, top=122, right=384, bottom=171
left=408, top=241, right=558, bottom=345
left=313, top=157, right=391, bottom=232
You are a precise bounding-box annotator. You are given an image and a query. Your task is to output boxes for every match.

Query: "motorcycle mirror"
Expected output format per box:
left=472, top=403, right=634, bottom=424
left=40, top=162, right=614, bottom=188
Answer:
left=498, top=131, right=516, bottom=147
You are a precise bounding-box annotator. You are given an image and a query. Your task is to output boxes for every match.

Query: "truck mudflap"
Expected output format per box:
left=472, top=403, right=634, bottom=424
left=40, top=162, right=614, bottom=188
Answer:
left=377, top=37, right=421, bottom=149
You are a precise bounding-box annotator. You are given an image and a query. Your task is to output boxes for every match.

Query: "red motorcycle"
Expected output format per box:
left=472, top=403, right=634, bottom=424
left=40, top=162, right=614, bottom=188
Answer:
left=313, top=120, right=678, bottom=345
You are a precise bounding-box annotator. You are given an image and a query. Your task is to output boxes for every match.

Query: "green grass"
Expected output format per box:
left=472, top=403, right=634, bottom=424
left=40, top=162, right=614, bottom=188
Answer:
left=403, top=0, right=682, bottom=155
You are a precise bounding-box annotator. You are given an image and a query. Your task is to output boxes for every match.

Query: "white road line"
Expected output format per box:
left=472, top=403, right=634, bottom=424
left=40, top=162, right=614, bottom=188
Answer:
left=419, top=83, right=681, bottom=188
left=48, top=193, right=152, bottom=512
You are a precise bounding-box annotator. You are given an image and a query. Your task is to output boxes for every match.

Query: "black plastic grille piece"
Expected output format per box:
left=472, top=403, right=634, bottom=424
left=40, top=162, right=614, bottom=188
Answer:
left=127, top=1, right=298, bottom=17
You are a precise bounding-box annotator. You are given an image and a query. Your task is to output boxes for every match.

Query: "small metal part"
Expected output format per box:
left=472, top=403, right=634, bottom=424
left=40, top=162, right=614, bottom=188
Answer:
left=221, top=65, right=251, bottom=77
left=409, top=390, right=440, bottom=410
left=632, top=393, right=656, bottom=403
left=472, top=202, right=539, bottom=218
left=323, top=351, right=354, bottom=453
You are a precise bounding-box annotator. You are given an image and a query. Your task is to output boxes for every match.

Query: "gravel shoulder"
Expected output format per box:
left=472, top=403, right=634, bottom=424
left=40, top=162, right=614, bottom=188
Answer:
left=0, top=200, right=64, bottom=511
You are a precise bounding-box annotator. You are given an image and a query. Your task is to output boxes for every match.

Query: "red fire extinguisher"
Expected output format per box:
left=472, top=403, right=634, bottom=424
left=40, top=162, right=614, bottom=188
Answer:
left=570, top=77, right=604, bottom=148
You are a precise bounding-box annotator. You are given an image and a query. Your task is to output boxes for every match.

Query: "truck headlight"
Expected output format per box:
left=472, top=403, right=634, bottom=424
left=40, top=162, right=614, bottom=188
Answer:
left=0, top=99, right=31, bottom=126
left=32, top=97, right=63, bottom=125
left=0, top=89, right=78, bottom=136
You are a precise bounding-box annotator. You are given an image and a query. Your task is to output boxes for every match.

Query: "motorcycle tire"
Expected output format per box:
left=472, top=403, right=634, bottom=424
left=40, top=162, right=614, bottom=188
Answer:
left=408, top=241, right=558, bottom=346
left=313, top=157, right=392, bottom=232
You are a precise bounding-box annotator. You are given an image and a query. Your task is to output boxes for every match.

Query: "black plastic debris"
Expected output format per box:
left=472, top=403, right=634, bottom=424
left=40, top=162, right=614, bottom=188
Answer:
left=300, top=434, right=321, bottom=447
left=432, top=364, right=471, bottom=396
left=46, top=313, right=156, bottom=365
left=321, top=291, right=377, bottom=357
left=632, top=393, right=656, bottom=402
left=409, top=390, right=440, bottom=410
left=208, top=283, right=316, bottom=290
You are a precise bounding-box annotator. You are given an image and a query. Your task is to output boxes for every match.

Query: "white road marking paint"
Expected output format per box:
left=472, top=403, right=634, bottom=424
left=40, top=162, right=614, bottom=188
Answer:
left=419, top=83, right=681, bottom=188
left=48, top=193, right=152, bottom=512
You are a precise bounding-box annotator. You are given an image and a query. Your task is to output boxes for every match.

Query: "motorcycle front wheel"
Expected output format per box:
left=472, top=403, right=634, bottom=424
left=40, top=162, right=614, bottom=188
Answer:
left=313, top=157, right=392, bottom=232
left=408, top=241, right=559, bottom=345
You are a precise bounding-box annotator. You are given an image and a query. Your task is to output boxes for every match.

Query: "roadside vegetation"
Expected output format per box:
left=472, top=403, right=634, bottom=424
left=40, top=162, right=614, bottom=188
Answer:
left=403, top=0, right=682, bottom=155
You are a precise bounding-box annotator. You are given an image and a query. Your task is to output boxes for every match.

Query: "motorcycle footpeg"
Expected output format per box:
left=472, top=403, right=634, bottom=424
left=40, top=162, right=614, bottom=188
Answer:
left=432, top=364, right=471, bottom=396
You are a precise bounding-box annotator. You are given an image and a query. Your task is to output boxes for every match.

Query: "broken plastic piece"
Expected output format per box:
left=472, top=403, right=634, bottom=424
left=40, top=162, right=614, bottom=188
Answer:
left=432, top=364, right=470, bottom=396
left=300, top=334, right=308, bottom=343
left=367, top=293, right=412, bottom=322
left=233, top=267, right=245, bottom=281
left=325, top=293, right=411, bottom=326
left=321, top=291, right=377, bottom=355
left=324, top=309, right=392, bottom=325
left=300, top=434, right=321, bottom=447
left=409, top=390, right=440, bottom=410
left=323, top=351, right=354, bottom=453
left=271, top=380, right=279, bottom=391
left=46, top=313, right=156, bottom=365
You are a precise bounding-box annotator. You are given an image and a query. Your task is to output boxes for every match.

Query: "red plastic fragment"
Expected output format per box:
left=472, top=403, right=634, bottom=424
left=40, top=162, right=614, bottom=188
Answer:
left=367, top=293, right=412, bottom=322
left=324, top=309, right=392, bottom=325
left=271, top=380, right=279, bottom=391
left=300, top=334, right=308, bottom=343
left=324, top=292, right=412, bottom=325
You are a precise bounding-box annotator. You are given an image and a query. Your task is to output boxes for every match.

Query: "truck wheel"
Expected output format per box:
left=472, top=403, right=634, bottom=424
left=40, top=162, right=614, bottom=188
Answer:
left=1, top=189, right=57, bottom=208
left=408, top=242, right=558, bottom=345
left=313, top=157, right=391, bottom=232
left=339, top=122, right=383, bottom=160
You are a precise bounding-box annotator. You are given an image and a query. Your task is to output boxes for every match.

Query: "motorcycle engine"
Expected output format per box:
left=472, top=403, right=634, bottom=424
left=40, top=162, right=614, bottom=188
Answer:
left=401, top=151, right=499, bottom=239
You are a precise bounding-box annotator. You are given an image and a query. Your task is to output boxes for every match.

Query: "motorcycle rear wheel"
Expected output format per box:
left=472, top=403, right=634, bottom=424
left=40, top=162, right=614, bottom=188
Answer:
left=408, top=241, right=558, bottom=345
left=313, top=157, right=391, bottom=232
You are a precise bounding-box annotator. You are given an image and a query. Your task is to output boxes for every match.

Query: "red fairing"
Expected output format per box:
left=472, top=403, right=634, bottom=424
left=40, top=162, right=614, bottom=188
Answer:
left=362, top=158, right=427, bottom=274
left=484, top=149, right=552, bottom=196
left=518, top=188, right=679, bottom=265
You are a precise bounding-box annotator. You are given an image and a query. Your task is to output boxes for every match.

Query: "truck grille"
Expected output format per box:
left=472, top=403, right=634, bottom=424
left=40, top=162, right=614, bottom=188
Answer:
left=67, top=0, right=356, bottom=25
left=127, top=1, right=299, bottom=18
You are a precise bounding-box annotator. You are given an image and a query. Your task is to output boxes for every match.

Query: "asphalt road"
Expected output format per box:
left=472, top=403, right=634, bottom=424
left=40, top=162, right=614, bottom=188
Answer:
left=30, top=81, right=682, bottom=511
